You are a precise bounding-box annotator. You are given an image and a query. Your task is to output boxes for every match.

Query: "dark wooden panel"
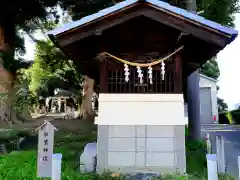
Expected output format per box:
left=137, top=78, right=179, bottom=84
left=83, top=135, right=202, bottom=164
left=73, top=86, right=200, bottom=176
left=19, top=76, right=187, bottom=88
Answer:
left=105, top=62, right=178, bottom=93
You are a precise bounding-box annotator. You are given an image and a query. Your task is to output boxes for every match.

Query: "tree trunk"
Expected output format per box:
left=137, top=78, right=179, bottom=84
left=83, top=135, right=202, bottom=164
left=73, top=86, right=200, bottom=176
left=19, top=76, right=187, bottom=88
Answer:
left=0, top=93, right=11, bottom=127
left=80, top=75, right=96, bottom=120
left=0, top=77, right=22, bottom=125
left=0, top=23, right=22, bottom=125
left=20, top=103, right=32, bottom=121
left=5, top=79, right=22, bottom=124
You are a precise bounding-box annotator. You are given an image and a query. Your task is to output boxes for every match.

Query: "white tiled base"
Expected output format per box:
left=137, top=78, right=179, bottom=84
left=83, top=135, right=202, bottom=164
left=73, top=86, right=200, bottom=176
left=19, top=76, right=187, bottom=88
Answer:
left=96, top=94, right=187, bottom=174
left=97, top=125, right=186, bottom=173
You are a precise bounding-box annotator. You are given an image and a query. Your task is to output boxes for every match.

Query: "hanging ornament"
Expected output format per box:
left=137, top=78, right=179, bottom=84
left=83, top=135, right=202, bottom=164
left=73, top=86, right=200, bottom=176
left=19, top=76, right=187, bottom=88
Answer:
left=148, top=66, right=153, bottom=84
left=124, top=64, right=130, bottom=82
left=137, top=66, right=143, bottom=84
left=161, top=61, right=165, bottom=80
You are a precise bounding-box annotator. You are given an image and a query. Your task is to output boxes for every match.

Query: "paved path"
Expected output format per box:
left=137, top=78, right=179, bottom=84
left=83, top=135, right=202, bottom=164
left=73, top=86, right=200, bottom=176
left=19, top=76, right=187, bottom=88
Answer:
left=202, top=124, right=240, bottom=178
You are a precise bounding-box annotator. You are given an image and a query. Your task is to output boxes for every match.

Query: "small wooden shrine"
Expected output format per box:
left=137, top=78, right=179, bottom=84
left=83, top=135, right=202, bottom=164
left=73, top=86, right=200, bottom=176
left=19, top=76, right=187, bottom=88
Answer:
left=48, top=0, right=237, bottom=174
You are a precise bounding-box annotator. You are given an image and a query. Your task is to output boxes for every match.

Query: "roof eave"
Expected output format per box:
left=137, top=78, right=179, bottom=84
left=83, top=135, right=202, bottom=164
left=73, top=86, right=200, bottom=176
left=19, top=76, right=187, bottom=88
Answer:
left=46, top=0, right=238, bottom=46
left=46, top=0, right=139, bottom=37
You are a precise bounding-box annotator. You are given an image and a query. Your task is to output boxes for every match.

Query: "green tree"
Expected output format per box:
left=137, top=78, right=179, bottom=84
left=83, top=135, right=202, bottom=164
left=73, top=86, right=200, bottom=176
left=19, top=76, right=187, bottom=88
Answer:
left=15, top=14, right=83, bottom=120
left=200, top=58, right=220, bottom=80
left=14, top=67, right=37, bottom=121
left=218, top=98, right=228, bottom=112
left=59, top=0, right=116, bottom=20
left=24, top=39, right=82, bottom=98
left=0, top=1, right=61, bottom=124
left=197, top=0, right=239, bottom=27
left=59, top=0, right=239, bottom=23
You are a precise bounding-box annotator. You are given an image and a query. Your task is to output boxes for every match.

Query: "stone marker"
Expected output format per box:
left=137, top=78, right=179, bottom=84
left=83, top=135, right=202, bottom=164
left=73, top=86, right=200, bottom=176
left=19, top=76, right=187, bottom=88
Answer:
left=80, top=142, right=97, bottom=173
left=36, top=120, right=57, bottom=178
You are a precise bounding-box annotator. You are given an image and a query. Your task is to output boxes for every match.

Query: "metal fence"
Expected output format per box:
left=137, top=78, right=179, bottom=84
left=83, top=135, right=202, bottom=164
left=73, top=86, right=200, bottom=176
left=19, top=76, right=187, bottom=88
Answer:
left=201, top=124, right=240, bottom=179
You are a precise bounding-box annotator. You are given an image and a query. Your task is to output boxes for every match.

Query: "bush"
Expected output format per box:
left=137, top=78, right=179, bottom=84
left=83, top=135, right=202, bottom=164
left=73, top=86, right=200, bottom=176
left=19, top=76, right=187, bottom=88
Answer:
left=230, top=109, right=240, bottom=124
left=186, top=139, right=207, bottom=177
left=152, top=173, right=187, bottom=180
left=218, top=173, right=235, bottom=180
left=226, top=112, right=233, bottom=124
left=219, top=109, right=240, bottom=124
left=185, top=126, right=188, bottom=137
left=219, top=111, right=232, bottom=124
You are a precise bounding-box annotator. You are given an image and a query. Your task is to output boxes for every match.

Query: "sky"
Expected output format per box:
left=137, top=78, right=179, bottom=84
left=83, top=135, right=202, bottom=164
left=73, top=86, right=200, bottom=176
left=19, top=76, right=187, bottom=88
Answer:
left=23, top=12, right=240, bottom=110
left=216, top=13, right=240, bottom=110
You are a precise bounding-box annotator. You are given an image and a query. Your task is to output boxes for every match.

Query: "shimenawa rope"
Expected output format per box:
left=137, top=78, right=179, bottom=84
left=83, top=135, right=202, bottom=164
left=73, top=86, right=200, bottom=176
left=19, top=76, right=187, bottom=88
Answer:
left=103, top=45, right=184, bottom=67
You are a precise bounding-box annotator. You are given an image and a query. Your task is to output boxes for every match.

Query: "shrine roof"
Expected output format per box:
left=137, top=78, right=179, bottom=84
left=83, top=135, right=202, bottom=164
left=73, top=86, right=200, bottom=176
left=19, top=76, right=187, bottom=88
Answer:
left=47, top=0, right=238, bottom=42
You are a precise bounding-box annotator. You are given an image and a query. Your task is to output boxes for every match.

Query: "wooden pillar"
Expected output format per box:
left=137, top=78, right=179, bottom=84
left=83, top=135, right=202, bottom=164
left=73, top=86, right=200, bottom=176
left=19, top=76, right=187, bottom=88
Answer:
left=174, top=53, right=182, bottom=93
left=99, top=34, right=107, bottom=93
left=0, top=25, right=5, bottom=94
left=100, top=62, right=107, bottom=93
left=0, top=25, right=4, bottom=52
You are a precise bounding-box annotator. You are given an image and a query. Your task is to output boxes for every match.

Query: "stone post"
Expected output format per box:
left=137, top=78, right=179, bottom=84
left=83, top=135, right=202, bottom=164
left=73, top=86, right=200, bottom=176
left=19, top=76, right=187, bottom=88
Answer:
left=187, top=71, right=201, bottom=140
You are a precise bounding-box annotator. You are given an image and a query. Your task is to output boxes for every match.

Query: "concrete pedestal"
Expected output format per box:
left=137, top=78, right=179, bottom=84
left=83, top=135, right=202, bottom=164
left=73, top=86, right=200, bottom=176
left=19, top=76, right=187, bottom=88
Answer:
left=95, top=94, right=187, bottom=174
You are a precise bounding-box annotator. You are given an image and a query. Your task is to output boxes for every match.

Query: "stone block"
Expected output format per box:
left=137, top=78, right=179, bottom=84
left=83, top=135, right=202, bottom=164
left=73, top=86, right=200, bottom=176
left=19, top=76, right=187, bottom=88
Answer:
left=146, top=138, right=174, bottom=152
left=136, top=152, right=145, bottom=166
left=146, top=152, right=175, bottom=167
left=109, top=125, right=135, bottom=137
left=108, top=138, right=135, bottom=151
left=136, top=138, right=146, bottom=151
left=136, top=125, right=146, bottom=137
left=108, top=152, right=136, bottom=166
left=146, top=126, right=174, bottom=137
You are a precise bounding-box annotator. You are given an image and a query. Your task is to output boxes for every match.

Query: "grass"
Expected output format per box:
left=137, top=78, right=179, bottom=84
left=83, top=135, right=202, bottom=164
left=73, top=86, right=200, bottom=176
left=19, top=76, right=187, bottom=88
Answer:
left=185, top=126, right=207, bottom=177
left=186, top=139, right=207, bottom=177
left=0, top=129, right=98, bottom=180
left=0, top=125, right=236, bottom=180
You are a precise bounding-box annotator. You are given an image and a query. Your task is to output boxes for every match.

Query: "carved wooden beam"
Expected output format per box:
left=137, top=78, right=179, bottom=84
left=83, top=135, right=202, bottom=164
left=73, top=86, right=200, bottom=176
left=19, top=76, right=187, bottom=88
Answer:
left=176, top=32, right=190, bottom=46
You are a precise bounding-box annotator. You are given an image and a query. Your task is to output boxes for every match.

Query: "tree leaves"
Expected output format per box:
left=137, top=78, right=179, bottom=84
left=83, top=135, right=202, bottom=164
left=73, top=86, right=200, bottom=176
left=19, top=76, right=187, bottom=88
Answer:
left=218, top=98, right=228, bottom=112
left=22, top=37, right=82, bottom=97
left=198, top=0, right=239, bottom=27
left=59, top=0, right=117, bottom=20
left=200, top=58, right=220, bottom=80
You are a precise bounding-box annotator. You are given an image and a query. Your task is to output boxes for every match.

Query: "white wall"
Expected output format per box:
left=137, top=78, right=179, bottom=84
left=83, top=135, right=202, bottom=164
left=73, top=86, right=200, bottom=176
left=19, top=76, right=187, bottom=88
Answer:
left=199, top=75, right=218, bottom=122
left=95, top=94, right=187, bottom=125
left=184, top=74, right=218, bottom=123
